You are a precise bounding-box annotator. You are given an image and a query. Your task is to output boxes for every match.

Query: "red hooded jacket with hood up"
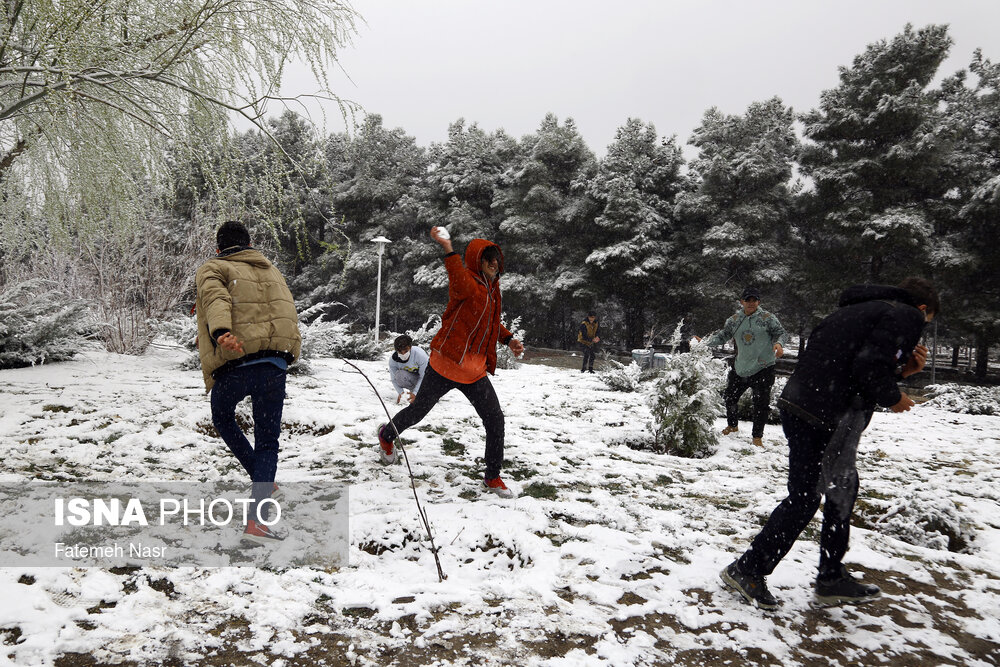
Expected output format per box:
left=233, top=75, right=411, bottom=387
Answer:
left=429, top=239, right=514, bottom=381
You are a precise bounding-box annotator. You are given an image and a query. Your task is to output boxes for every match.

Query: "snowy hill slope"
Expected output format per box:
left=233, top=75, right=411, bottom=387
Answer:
left=0, top=347, right=998, bottom=666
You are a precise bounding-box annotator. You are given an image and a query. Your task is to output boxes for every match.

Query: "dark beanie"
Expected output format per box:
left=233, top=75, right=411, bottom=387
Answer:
left=217, top=220, right=250, bottom=251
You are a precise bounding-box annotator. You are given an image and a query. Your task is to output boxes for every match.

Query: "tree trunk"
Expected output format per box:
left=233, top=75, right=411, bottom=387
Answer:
left=869, top=253, right=884, bottom=283
left=975, top=334, right=990, bottom=379
left=951, top=345, right=959, bottom=368
left=623, top=297, right=645, bottom=350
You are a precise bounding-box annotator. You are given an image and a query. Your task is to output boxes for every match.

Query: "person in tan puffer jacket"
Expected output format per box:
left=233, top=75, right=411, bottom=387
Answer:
left=194, top=220, right=301, bottom=545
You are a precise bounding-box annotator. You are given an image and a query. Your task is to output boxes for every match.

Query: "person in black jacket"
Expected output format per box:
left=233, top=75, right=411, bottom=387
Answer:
left=720, top=277, right=938, bottom=609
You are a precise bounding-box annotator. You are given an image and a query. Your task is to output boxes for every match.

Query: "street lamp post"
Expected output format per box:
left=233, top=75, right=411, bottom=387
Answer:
left=371, top=236, right=391, bottom=343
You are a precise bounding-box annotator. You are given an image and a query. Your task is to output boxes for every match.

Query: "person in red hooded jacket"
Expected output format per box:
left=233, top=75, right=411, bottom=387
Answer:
left=377, top=227, right=524, bottom=498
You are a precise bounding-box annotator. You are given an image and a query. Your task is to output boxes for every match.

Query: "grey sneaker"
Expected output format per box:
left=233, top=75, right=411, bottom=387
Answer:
left=720, top=560, right=779, bottom=610
left=815, top=565, right=881, bottom=606
left=241, top=520, right=285, bottom=546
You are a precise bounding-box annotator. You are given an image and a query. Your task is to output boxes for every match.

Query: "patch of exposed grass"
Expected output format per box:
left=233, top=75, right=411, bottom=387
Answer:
left=442, top=437, right=466, bottom=456
left=523, top=482, right=558, bottom=500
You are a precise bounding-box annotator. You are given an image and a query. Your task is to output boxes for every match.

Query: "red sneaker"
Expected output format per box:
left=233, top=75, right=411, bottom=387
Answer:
left=378, top=423, right=397, bottom=465
left=482, top=476, right=514, bottom=499
left=242, top=520, right=284, bottom=546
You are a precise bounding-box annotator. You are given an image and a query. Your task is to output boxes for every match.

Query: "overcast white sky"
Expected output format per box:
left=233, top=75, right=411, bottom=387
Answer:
left=278, top=0, right=1000, bottom=154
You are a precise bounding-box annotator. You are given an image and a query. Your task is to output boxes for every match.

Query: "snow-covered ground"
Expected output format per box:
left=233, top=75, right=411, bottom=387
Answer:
left=1, top=346, right=998, bottom=666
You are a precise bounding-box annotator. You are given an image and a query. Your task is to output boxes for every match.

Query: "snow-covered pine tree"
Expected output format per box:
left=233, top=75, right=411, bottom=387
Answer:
left=675, top=98, right=798, bottom=318
left=0, top=280, right=88, bottom=368
left=495, top=114, right=598, bottom=347
left=291, top=114, right=429, bottom=325
left=585, top=118, right=686, bottom=349
left=937, top=50, right=1000, bottom=378
left=648, top=329, right=725, bottom=458
left=799, top=24, right=954, bottom=285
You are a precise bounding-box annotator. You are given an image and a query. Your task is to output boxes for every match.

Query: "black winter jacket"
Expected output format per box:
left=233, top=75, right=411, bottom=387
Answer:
left=779, top=285, right=927, bottom=429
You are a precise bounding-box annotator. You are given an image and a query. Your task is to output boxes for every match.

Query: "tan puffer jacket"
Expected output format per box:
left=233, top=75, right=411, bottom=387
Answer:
left=195, top=249, right=301, bottom=391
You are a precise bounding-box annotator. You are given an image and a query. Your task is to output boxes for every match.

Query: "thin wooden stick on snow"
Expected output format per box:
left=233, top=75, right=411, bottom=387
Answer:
left=341, top=359, right=447, bottom=582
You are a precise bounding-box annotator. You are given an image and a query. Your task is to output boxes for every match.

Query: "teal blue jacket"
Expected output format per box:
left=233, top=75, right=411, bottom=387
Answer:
left=705, top=307, right=788, bottom=378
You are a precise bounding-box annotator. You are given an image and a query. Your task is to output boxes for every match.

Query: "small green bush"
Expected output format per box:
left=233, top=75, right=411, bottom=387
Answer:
left=648, top=340, right=726, bottom=458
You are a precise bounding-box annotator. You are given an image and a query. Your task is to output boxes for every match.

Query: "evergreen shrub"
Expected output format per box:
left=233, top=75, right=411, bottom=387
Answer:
left=923, top=384, right=1000, bottom=415
left=0, top=280, right=88, bottom=368
left=495, top=314, right=525, bottom=370
left=648, top=339, right=726, bottom=458
left=599, top=360, right=655, bottom=392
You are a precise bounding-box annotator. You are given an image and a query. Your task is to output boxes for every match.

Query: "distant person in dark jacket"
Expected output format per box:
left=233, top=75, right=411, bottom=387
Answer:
left=577, top=312, right=601, bottom=373
left=720, top=277, right=938, bottom=610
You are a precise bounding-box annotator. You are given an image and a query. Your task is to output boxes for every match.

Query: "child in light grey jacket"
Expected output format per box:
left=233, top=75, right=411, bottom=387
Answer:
left=388, top=334, right=429, bottom=404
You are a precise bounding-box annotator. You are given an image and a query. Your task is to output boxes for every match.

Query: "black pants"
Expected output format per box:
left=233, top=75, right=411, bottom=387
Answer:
left=723, top=365, right=775, bottom=438
left=737, top=407, right=864, bottom=580
left=581, top=343, right=596, bottom=371
left=384, top=365, right=505, bottom=479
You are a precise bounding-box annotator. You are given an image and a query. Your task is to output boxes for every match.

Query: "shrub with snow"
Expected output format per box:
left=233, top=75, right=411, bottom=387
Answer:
left=156, top=315, right=200, bottom=370
left=647, top=340, right=726, bottom=458
left=599, top=359, right=655, bottom=392
left=495, top=315, right=525, bottom=370
left=299, top=316, right=380, bottom=362
left=0, top=279, right=89, bottom=368
left=922, top=383, right=1000, bottom=416
left=404, top=314, right=442, bottom=349
left=292, top=302, right=381, bottom=373
left=858, top=490, right=977, bottom=553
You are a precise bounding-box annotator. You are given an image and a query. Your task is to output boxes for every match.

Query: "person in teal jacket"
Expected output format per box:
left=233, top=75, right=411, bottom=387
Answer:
left=701, top=287, right=788, bottom=446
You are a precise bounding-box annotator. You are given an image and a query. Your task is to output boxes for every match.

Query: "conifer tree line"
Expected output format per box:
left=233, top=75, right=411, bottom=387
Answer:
left=2, top=24, right=998, bottom=377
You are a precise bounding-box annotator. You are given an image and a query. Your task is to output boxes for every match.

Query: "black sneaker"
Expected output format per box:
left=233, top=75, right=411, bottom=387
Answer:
left=720, top=560, right=779, bottom=610
left=814, top=565, right=881, bottom=606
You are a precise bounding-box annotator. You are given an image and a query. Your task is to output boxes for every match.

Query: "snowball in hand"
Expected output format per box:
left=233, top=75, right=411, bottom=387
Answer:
left=436, top=227, right=450, bottom=240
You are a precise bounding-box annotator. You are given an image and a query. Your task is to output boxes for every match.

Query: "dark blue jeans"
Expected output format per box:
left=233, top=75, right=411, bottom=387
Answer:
left=737, top=407, right=865, bottom=580
left=210, top=363, right=286, bottom=522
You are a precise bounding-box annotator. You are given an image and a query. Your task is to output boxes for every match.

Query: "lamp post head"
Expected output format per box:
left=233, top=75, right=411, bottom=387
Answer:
left=371, top=235, right=391, bottom=256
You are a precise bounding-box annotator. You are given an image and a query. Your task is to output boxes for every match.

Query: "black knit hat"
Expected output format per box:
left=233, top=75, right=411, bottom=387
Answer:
left=217, top=220, right=250, bottom=251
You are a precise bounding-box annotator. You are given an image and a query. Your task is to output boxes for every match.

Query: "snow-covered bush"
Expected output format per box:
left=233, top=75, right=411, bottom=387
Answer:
left=647, top=340, right=726, bottom=458
left=736, top=374, right=788, bottom=423
left=0, top=279, right=89, bottom=368
left=599, top=360, right=656, bottom=392
left=289, top=302, right=381, bottom=374
left=156, top=315, right=200, bottom=370
left=858, top=490, right=977, bottom=553
left=922, top=383, right=1000, bottom=415
left=299, top=316, right=380, bottom=362
left=495, top=314, right=525, bottom=370
left=404, top=314, right=441, bottom=349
